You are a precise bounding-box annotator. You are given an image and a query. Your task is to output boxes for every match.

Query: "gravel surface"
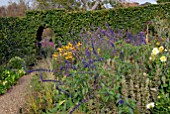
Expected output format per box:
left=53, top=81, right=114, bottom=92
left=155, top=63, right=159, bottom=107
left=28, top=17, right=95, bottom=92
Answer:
left=0, top=73, right=34, bottom=114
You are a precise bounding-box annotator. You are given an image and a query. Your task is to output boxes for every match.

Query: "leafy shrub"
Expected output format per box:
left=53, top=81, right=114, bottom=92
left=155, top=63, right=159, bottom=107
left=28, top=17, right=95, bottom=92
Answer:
left=0, top=69, right=26, bottom=94
left=7, top=56, right=26, bottom=69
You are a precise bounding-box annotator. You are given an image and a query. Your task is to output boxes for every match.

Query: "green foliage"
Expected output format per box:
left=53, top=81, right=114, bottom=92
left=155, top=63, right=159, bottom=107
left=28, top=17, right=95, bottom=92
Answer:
left=0, top=17, right=37, bottom=66
left=157, top=0, right=170, bottom=3
left=151, top=13, right=170, bottom=39
left=7, top=56, right=26, bottom=69
left=0, top=68, right=26, bottom=95
left=25, top=3, right=170, bottom=46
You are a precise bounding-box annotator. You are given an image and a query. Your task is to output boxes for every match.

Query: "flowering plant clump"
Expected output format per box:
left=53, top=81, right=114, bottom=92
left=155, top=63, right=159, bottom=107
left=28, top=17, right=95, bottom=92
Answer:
left=149, top=45, right=168, bottom=63
left=52, top=42, right=81, bottom=61
left=147, top=40, right=170, bottom=113
left=22, top=25, right=170, bottom=113
left=0, top=68, right=26, bottom=94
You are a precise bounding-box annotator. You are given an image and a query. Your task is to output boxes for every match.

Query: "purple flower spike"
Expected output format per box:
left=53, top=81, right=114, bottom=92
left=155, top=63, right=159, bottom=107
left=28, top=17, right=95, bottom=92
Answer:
left=118, top=99, right=124, bottom=105
left=110, top=42, right=115, bottom=48
left=139, top=32, right=146, bottom=44
left=91, top=42, right=97, bottom=55
left=65, top=60, right=69, bottom=64
left=60, top=66, right=64, bottom=71
left=85, top=48, right=91, bottom=57
left=120, top=51, right=123, bottom=60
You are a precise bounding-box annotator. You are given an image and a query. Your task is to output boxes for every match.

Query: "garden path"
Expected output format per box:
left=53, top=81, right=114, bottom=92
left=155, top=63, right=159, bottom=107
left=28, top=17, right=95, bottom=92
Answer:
left=0, top=72, right=34, bottom=114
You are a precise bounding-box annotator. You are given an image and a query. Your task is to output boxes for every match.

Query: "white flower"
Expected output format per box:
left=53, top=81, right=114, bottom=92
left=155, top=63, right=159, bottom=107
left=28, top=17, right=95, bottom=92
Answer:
left=149, top=57, right=152, bottom=60
left=143, top=72, right=147, bottom=76
left=146, top=102, right=155, bottom=109
left=160, top=56, right=167, bottom=62
left=152, top=47, right=159, bottom=55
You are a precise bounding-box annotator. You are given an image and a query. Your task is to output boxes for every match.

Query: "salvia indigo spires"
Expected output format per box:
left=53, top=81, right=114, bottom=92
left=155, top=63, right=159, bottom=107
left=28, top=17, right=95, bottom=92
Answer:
left=118, top=99, right=124, bottom=105
left=85, top=48, right=91, bottom=57
left=139, top=32, right=146, bottom=44
left=120, top=51, right=123, bottom=60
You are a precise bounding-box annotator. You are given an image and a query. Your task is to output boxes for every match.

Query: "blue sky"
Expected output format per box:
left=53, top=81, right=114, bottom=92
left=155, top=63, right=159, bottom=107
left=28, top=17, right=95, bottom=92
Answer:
left=0, top=0, right=157, bottom=7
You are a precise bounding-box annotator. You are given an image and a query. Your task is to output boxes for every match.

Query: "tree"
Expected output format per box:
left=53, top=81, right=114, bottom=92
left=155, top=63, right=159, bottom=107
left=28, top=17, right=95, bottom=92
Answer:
left=33, top=0, right=125, bottom=11
left=0, top=0, right=29, bottom=17
left=140, top=2, right=151, bottom=6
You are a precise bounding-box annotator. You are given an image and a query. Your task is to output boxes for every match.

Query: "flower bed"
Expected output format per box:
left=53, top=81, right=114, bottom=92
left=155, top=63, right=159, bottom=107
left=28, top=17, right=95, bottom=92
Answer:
left=21, top=24, right=170, bottom=113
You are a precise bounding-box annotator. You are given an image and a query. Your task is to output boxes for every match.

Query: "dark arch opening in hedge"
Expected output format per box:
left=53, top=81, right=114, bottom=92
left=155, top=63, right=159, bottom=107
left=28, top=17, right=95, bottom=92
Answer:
left=36, top=26, right=45, bottom=42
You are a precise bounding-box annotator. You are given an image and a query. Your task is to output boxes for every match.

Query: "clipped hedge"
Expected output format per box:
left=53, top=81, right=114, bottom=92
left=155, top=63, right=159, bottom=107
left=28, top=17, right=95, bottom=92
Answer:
left=0, top=3, right=170, bottom=66
left=157, top=0, right=170, bottom=3
left=26, top=3, right=170, bottom=45
left=0, top=17, right=37, bottom=65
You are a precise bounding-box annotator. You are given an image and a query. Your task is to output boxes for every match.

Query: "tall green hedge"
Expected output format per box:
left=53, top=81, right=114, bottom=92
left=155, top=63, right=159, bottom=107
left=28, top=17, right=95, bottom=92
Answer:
left=0, top=3, right=170, bottom=66
left=0, top=17, right=37, bottom=65
left=157, top=0, right=170, bottom=3
left=26, top=3, right=170, bottom=46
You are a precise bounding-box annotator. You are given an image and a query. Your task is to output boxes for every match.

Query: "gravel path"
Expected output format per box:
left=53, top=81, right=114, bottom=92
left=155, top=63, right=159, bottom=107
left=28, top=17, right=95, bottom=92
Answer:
left=0, top=73, right=34, bottom=114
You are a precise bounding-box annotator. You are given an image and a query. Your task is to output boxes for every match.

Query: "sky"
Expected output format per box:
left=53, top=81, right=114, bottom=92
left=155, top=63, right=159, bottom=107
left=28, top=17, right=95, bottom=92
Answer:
left=0, top=0, right=157, bottom=7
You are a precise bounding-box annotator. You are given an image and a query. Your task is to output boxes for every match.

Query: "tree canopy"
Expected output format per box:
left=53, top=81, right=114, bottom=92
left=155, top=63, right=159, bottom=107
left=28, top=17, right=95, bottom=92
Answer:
left=32, top=0, right=126, bottom=11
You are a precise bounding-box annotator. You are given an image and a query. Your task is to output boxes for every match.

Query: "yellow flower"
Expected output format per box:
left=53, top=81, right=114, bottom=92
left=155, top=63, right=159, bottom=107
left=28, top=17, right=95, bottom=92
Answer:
left=65, top=56, right=73, bottom=60
left=97, top=48, right=100, bottom=54
left=156, top=42, right=160, bottom=46
left=54, top=57, right=57, bottom=60
left=67, top=52, right=72, bottom=55
left=65, top=46, right=70, bottom=50
left=52, top=54, right=58, bottom=58
left=63, top=52, right=68, bottom=56
left=70, top=47, right=75, bottom=50
left=58, top=48, right=62, bottom=52
left=160, top=56, right=167, bottom=62
left=152, top=47, right=159, bottom=55
left=68, top=42, right=73, bottom=47
left=76, top=42, right=81, bottom=47
left=59, top=53, right=62, bottom=57
left=159, top=46, right=164, bottom=53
